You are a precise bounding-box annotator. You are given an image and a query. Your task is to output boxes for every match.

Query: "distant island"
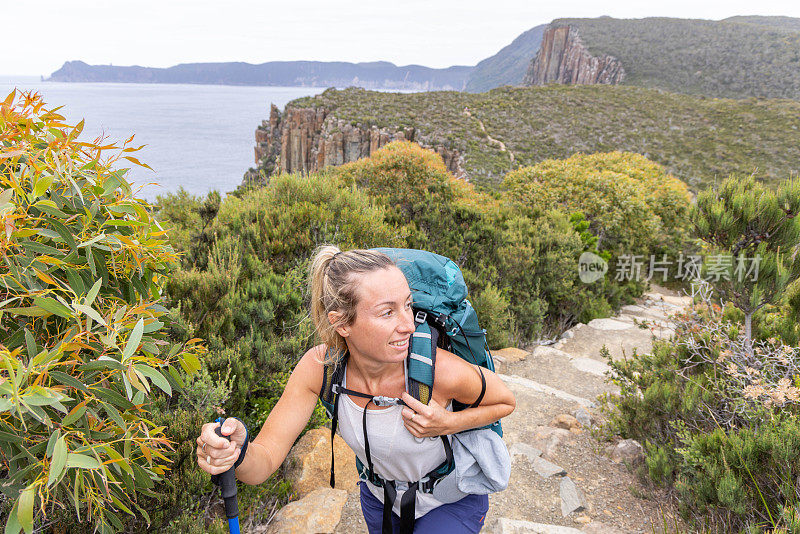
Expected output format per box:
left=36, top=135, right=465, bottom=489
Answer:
left=46, top=60, right=475, bottom=91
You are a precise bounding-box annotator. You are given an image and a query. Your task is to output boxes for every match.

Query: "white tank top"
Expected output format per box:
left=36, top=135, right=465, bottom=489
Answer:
left=336, top=363, right=451, bottom=518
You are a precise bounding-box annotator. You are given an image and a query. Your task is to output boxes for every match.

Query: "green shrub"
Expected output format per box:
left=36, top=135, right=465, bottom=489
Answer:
left=469, top=282, right=515, bottom=349
left=0, top=90, right=204, bottom=533
left=603, top=296, right=800, bottom=531
left=329, top=140, right=507, bottom=289
left=502, top=151, right=692, bottom=258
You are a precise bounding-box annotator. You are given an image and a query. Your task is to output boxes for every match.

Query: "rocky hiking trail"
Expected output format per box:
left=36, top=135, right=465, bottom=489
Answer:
left=257, top=285, right=692, bottom=534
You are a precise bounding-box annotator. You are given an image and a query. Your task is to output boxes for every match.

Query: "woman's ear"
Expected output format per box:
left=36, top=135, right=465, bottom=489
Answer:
left=328, top=310, right=350, bottom=338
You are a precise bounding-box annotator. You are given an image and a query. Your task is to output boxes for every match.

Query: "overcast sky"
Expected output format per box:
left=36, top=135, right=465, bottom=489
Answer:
left=5, top=0, right=800, bottom=76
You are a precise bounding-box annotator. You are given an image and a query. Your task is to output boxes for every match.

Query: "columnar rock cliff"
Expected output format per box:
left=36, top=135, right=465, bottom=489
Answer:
left=523, top=26, right=625, bottom=86
left=248, top=104, right=466, bottom=183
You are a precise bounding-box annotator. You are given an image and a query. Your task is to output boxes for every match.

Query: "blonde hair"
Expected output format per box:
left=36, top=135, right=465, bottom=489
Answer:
left=308, top=245, right=396, bottom=365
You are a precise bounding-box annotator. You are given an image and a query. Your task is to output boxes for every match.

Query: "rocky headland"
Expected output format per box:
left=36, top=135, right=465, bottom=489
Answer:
left=523, top=26, right=625, bottom=86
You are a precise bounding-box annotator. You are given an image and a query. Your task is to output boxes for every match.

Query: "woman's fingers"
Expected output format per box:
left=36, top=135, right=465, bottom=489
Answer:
left=201, top=422, right=235, bottom=450
left=197, top=445, right=241, bottom=474
left=196, top=420, right=242, bottom=476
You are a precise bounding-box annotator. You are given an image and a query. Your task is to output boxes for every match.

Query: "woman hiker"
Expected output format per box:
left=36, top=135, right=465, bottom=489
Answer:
left=196, top=246, right=516, bottom=533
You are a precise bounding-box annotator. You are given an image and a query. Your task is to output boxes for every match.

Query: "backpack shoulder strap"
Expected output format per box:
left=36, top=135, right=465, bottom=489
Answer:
left=406, top=314, right=439, bottom=405
left=319, top=347, right=347, bottom=415
left=320, top=347, right=348, bottom=488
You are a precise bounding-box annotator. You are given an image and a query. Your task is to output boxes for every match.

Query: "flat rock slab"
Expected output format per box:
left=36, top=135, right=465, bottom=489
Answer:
left=568, top=358, right=611, bottom=377
left=560, top=477, right=586, bottom=517
left=586, top=319, right=634, bottom=331
left=508, top=348, right=613, bottom=401
left=533, top=456, right=567, bottom=478
left=510, top=442, right=543, bottom=461
left=488, top=518, right=584, bottom=533
left=644, top=292, right=692, bottom=308
left=500, top=374, right=595, bottom=408
left=557, top=320, right=658, bottom=362
left=533, top=346, right=573, bottom=361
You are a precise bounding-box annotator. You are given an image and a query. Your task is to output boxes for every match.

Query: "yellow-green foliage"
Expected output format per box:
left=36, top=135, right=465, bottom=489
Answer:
left=502, top=151, right=692, bottom=256
left=329, top=141, right=505, bottom=285
left=0, top=91, right=204, bottom=533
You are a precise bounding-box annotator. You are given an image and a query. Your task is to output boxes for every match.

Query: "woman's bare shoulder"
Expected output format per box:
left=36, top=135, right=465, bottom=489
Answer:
left=432, top=347, right=483, bottom=402
left=291, top=344, right=330, bottom=394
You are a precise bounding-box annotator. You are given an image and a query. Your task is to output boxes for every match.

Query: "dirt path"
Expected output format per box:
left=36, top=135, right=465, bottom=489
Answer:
left=463, top=107, right=515, bottom=163
left=481, top=284, right=691, bottom=533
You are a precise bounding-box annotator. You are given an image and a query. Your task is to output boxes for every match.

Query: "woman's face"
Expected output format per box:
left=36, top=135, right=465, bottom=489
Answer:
left=335, top=266, right=415, bottom=365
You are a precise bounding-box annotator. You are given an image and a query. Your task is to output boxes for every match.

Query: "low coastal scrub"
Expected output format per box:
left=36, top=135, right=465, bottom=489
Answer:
left=603, top=175, right=800, bottom=532
left=556, top=16, right=800, bottom=100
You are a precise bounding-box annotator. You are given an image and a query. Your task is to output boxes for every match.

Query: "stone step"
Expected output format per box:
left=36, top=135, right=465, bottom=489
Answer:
left=499, top=374, right=597, bottom=409
left=486, top=518, right=584, bottom=533
left=501, top=347, right=617, bottom=403
left=554, top=319, right=657, bottom=363
left=489, top=378, right=669, bottom=533
left=643, top=291, right=693, bottom=308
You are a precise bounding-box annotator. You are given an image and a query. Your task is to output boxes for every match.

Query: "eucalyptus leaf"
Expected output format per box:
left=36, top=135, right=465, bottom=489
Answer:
left=47, top=436, right=67, bottom=487
left=66, top=453, right=100, bottom=470
left=123, top=319, right=144, bottom=361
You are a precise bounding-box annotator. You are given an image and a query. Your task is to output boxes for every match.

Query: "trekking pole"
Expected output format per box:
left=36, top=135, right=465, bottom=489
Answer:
left=214, top=417, right=240, bottom=534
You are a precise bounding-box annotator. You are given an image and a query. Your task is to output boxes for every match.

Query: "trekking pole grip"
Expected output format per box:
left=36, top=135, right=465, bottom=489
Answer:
left=214, top=418, right=239, bottom=521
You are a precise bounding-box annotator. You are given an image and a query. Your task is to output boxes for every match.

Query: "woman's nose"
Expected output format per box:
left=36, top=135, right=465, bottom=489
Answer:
left=399, top=307, right=416, bottom=333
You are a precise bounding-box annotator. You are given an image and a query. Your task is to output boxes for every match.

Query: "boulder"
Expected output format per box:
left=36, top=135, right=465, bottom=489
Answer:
left=532, top=426, right=574, bottom=459
left=286, top=428, right=358, bottom=498
left=550, top=414, right=581, bottom=431
left=493, top=347, right=531, bottom=364
left=606, top=439, right=644, bottom=465
left=573, top=408, right=592, bottom=428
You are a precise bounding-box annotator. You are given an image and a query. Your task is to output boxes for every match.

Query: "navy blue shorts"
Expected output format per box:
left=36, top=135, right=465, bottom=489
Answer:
left=359, top=481, right=489, bottom=533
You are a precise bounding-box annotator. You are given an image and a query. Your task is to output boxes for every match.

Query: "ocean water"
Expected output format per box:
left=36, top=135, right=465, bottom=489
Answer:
left=0, top=77, right=327, bottom=201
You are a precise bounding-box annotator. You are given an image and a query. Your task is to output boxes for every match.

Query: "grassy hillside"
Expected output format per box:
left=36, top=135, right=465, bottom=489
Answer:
left=465, top=24, right=546, bottom=93
left=290, top=85, right=800, bottom=192
left=553, top=16, right=800, bottom=99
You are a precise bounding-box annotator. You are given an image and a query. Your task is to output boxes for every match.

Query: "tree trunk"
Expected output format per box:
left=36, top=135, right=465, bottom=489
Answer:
left=744, top=312, right=753, bottom=357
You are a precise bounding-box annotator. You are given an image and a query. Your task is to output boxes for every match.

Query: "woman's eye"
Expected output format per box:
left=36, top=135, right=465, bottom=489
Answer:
left=383, top=310, right=393, bottom=316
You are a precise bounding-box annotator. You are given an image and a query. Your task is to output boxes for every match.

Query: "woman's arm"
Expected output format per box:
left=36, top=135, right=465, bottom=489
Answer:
left=400, top=347, right=515, bottom=437
left=197, top=344, right=326, bottom=485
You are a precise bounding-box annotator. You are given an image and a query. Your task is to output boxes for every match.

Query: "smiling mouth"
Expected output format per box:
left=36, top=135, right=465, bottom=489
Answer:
left=389, top=338, right=409, bottom=349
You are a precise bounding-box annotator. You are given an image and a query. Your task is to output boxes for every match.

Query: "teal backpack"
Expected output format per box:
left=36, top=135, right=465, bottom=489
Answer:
left=318, top=247, right=502, bottom=534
